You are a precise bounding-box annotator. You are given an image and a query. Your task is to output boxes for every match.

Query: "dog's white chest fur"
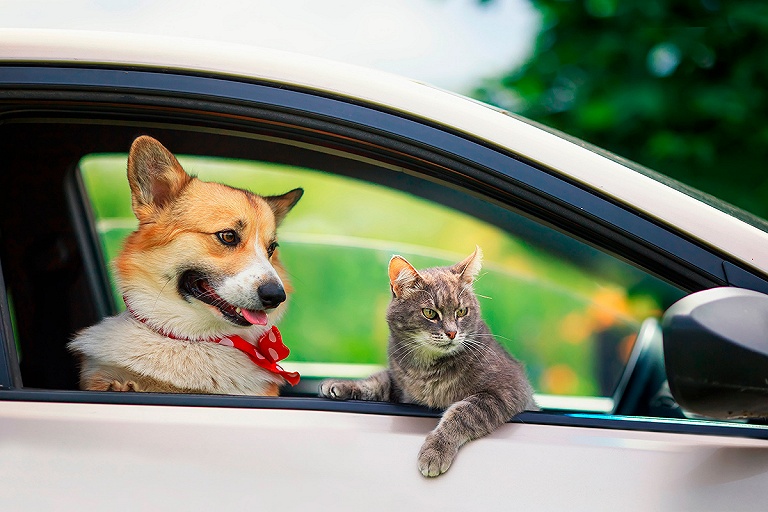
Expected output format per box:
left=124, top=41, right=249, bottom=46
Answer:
left=70, top=313, right=284, bottom=394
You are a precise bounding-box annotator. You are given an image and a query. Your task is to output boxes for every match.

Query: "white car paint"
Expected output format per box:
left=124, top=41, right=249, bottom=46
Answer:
left=1, top=400, right=766, bottom=511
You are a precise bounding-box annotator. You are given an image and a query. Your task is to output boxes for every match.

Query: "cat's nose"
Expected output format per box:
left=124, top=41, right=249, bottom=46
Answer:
left=446, top=331, right=457, bottom=340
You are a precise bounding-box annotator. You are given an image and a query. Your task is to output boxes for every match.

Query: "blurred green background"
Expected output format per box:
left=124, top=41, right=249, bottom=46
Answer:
left=80, top=154, right=675, bottom=398
left=474, top=0, right=768, bottom=220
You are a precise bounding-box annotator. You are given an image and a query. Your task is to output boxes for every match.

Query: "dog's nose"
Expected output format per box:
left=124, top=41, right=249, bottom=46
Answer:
left=258, top=282, right=286, bottom=309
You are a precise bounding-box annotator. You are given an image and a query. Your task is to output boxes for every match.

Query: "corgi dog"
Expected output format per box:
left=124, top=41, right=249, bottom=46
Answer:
left=68, top=136, right=303, bottom=395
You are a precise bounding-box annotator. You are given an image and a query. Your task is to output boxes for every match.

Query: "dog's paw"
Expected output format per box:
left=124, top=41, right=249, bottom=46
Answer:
left=108, top=380, right=141, bottom=392
left=319, top=379, right=358, bottom=400
left=418, top=434, right=459, bottom=478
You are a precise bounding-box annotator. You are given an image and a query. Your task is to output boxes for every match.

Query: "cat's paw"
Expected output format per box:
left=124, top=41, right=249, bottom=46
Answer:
left=319, top=379, right=358, bottom=400
left=418, top=434, right=459, bottom=477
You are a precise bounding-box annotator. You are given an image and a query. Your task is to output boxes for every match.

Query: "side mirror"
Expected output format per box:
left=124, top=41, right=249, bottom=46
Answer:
left=661, top=287, right=768, bottom=420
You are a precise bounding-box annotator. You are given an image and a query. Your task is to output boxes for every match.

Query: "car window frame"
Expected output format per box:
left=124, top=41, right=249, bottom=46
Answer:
left=2, top=63, right=768, bottom=440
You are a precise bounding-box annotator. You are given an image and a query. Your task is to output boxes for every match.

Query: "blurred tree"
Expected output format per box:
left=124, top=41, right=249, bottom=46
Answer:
left=474, top=0, right=768, bottom=218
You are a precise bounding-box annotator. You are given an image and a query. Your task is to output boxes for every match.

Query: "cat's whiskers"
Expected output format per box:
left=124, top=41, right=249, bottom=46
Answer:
left=391, top=343, right=422, bottom=360
left=390, top=336, right=422, bottom=358
left=459, top=340, right=489, bottom=366
left=458, top=274, right=493, bottom=301
left=391, top=333, right=443, bottom=364
left=462, top=334, right=506, bottom=365
left=473, top=332, right=513, bottom=343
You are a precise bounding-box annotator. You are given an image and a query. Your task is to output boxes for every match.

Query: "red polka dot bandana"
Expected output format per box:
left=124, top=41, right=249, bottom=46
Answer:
left=125, top=299, right=300, bottom=386
left=216, top=326, right=300, bottom=386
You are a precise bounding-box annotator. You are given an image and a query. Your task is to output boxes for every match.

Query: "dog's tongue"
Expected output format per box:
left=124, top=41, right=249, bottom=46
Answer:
left=242, top=309, right=268, bottom=326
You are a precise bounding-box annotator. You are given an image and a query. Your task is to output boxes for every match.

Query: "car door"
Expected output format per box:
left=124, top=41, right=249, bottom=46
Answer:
left=1, top=52, right=767, bottom=511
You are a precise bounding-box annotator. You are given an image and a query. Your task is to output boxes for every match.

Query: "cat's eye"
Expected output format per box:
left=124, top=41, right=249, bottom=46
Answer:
left=216, top=230, right=240, bottom=247
left=456, top=307, right=468, bottom=318
left=422, top=308, right=438, bottom=320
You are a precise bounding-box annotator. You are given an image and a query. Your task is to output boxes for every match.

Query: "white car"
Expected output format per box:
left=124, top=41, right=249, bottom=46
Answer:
left=0, top=29, right=766, bottom=511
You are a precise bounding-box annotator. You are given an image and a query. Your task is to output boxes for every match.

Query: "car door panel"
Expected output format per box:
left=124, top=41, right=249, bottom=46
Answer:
left=2, top=400, right=767, bottom=511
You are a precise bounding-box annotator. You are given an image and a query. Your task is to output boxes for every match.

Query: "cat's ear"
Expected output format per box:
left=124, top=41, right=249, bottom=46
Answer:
left=452, top=246, right=483, bottom=283
left=389, top=255, right=422, bottom=298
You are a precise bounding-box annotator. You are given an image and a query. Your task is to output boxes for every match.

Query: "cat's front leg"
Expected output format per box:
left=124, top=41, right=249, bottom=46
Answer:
left=418, top=429, right=460, bottom=477
left=418, top=391, right=512, bottom=477
left=319, top=370, right=393, bottom=401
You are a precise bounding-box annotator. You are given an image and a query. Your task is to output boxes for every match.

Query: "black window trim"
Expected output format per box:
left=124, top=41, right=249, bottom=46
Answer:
left=0, top=258, right=22, bottom=389
left=0, top=388, right=766, bottom=440
left=65, top=165, right=115, bottom=320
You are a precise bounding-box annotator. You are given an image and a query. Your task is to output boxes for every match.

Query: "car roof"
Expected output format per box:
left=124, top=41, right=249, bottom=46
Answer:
left=2, top=28, right=768, bottom=276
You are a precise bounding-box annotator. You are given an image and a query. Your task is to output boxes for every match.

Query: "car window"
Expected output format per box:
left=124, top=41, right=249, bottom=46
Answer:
left=78, top=150, right=685, bottom=407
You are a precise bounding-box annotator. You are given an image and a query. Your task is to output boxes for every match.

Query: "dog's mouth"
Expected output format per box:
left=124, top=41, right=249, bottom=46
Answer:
left=179, top=270, right=268, bottom=327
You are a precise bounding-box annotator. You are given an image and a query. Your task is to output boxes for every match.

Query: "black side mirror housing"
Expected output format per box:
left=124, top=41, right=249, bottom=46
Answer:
left=661, top=287, right=768, bottom=419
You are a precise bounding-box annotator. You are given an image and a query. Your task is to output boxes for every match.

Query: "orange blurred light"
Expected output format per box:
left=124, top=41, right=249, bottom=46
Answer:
left=542, top=364, right=579, bottom=395
left=559, top=312, right=592, bottom=344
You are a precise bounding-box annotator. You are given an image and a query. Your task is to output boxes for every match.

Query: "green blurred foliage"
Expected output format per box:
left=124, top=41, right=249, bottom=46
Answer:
left=475, top=0, right=768, bottom=218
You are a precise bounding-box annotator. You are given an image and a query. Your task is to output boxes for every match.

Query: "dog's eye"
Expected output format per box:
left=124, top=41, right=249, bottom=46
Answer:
left=216, top=230, right=240, bottom=246
left=267, top=241, right=279, bottom=258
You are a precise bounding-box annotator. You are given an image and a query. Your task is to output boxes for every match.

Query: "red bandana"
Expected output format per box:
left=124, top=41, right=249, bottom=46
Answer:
left=217, top=327, right=300, bottom=386
left=125, top=302, right=300, bottom=386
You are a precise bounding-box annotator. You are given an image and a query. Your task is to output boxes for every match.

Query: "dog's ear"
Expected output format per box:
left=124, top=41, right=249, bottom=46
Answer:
left=265, top=188, right=304, bottom=225
left=127, top=136, right=192, bottom=222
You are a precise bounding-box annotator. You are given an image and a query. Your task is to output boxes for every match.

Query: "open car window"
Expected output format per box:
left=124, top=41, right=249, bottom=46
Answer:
left=77, top=150, right=685, bottom=410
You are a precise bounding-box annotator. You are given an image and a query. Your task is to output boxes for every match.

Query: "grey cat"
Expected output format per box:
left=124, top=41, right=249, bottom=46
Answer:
left=320, top=247, right=537, bottom=477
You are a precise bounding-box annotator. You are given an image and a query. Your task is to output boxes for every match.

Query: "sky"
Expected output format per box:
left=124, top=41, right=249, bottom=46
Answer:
left=1, top=0, right=540, bottom=94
